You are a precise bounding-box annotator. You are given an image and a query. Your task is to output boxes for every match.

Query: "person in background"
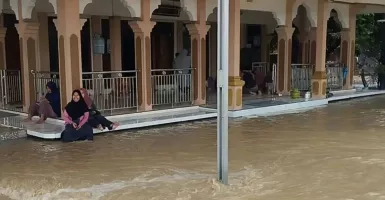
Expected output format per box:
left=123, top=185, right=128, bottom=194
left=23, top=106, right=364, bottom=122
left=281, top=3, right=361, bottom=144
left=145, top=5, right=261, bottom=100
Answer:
left=24, top=81, right=61, bottom=124
left=80, top=88, right=119, bottom=131
left=61, top=89, right=93, bottom=142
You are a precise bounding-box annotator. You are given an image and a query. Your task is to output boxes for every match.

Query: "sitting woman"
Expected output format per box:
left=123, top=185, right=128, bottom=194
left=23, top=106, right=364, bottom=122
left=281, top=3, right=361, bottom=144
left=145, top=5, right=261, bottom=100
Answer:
left=61, top=90, right=93, bottom=142
left=24, top=81, right=61, bottom=123
left=80, top=88, right=119, bottom=131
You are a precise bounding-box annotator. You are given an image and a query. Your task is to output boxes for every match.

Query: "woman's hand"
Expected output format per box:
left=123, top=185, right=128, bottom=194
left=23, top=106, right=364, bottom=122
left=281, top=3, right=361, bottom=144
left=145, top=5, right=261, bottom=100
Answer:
left=72, top=123, right=78, bottom=129
left=76, top=124, right=82, bottom=130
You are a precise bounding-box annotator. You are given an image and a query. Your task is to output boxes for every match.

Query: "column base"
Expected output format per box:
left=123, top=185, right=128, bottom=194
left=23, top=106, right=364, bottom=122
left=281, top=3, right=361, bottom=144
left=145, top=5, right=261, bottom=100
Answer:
left=343, top=85, right=352, bottom=90
left=312, top=71, right=327, bottom=99
left=23, top=106, right=28, bottom=113
left=228, top=76, right=244, bottom=111
left=193, top=99, right=206, bottom=106
left=138, top=104, right=152, bottom=112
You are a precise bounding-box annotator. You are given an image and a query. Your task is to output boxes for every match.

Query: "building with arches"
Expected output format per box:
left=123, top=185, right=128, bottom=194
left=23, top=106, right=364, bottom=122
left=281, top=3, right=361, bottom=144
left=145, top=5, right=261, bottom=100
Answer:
left=0, top=0, right=384, bottom=114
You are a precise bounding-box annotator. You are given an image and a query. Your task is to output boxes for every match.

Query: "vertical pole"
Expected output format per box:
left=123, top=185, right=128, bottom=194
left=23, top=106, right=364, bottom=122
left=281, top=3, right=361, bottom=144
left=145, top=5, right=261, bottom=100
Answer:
left=217, top=0, right=229, bottom=185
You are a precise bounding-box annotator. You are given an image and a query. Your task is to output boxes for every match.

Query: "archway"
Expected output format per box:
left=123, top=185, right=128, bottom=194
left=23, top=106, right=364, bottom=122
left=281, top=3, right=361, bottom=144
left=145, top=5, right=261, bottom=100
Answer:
left=292, top=5, right=312, bottom=64
left=326, top=9, right=343, bottom=62
left=29, top=0, right=57, bottom=72
left=83, top=0, right=136, bottom=73
left=4, top=13, right=20, bottom=70
left=151, top=0, right=194, bottom=70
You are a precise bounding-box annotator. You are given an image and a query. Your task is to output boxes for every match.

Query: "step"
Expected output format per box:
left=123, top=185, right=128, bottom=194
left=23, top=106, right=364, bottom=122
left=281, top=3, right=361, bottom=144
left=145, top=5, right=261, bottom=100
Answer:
left=0, top=107, right=217, bottom=139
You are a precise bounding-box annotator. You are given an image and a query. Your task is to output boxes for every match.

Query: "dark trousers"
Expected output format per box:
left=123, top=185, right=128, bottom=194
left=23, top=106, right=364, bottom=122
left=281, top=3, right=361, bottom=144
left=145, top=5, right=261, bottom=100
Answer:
left=61, top=120, right=93, bottom=142
left=88, top=114, right=113, bottom=130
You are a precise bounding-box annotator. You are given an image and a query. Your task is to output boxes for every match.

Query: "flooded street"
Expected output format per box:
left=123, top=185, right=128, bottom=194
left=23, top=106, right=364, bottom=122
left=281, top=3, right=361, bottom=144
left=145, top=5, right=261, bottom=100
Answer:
left=1, top=96, right=385, bottom=200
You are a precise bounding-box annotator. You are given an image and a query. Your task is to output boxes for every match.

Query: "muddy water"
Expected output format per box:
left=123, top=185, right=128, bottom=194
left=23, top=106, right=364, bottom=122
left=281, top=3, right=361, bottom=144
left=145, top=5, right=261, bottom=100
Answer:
left=1, top=96, right=385, bottom=200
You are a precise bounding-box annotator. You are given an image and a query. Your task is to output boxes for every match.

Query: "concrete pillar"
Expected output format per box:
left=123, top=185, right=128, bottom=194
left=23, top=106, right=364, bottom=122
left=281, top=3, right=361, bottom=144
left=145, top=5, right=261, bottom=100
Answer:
left=311, top=0, right=329, bottom=98
left=0, top=27, right=7, bottom=70
left=209, top=23, right=217, bottom=79
left=186, top=24, right=210, bottom=105
left=275, top=26, right=294, bottom=94
left=298, top=32, right=308, bottom=64
left=110, top=17, right=122, bottom=71
left=128, top=21, right=154, bottom=111
left=128, top=0, right=153, bottom=111
left=56, top=0, right=83, bottom=107
left=228, top=0, right=244, bottom=111
left=37, top=13, right=50, bottom=72
left=91, top=16, right=103, bottom=72
left=16, top=22, right=39, bottom=111
left=184, top=0, right=210, bottom=105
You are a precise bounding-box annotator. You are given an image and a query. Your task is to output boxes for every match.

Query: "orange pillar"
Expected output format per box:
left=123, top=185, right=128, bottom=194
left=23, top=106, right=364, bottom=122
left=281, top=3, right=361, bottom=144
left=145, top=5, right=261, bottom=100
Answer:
left=56, top=0, right=83, bottom=107
left=129, top=21, right=155, bottom=111
left=228, top=0, right=244, bottom=111
left=186, top=24, right=210, bottom=105
left=275, top=26, right=294, bottom=94
left=186, top=0, right=210, bottom=105
left=311, top=0, right=328, bottom=98
left=110, top=17, right=122, bottom=71
left=128, top=0, right=154, bottom=111
left=16, top=22, right=39, bottom=111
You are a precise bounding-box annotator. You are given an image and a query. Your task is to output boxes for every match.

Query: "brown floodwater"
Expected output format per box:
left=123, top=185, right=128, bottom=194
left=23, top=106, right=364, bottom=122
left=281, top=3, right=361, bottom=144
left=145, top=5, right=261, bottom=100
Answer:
left=1, top=96, right=385, bottom=200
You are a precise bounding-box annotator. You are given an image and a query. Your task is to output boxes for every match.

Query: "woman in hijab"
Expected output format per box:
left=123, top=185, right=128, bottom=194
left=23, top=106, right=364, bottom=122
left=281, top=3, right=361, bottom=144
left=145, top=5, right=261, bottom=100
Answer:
left=80, top=88, right=119, bottom=131
left=24, top=81, right=61, bottom=123
left=61, top=90, right=93, bottom=142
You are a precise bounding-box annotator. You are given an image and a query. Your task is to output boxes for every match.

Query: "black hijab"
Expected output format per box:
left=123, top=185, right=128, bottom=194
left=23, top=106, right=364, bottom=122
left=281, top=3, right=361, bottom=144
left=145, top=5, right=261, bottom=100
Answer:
left=65, top=90, right=89, bottom=120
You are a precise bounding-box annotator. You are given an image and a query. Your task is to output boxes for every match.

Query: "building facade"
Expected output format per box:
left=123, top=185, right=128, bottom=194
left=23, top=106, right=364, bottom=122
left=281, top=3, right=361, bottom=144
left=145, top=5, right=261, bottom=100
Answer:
left=0, top=0, right=384, bottom=114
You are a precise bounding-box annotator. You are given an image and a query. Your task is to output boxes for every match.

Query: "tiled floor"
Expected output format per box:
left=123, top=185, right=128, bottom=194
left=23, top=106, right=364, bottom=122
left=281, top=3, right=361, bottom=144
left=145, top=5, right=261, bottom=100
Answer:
left=0, top=111, right=26, bottom=140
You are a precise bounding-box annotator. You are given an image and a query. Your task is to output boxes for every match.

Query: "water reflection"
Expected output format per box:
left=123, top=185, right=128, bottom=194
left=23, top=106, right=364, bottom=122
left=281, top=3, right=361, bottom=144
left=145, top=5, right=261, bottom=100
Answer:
left=1, top=96, right=385, bottom=199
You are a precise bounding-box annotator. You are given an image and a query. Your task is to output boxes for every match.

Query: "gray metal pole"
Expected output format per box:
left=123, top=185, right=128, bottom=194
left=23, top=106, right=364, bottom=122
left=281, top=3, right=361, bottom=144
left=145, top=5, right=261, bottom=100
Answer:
left=217, top=0, right=229, bottom=185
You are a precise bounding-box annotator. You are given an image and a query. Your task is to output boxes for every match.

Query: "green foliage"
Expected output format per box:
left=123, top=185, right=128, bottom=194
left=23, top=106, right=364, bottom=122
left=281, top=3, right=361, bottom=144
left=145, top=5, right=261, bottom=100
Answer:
left=356, top=14, right=381, bottom=59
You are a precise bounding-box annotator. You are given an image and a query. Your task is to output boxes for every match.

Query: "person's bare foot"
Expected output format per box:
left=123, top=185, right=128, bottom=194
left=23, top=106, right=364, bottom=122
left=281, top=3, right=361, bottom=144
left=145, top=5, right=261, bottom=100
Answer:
left=36, top=119, right=45, bottom=124
left=111, top=122, right=119, bottom=130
